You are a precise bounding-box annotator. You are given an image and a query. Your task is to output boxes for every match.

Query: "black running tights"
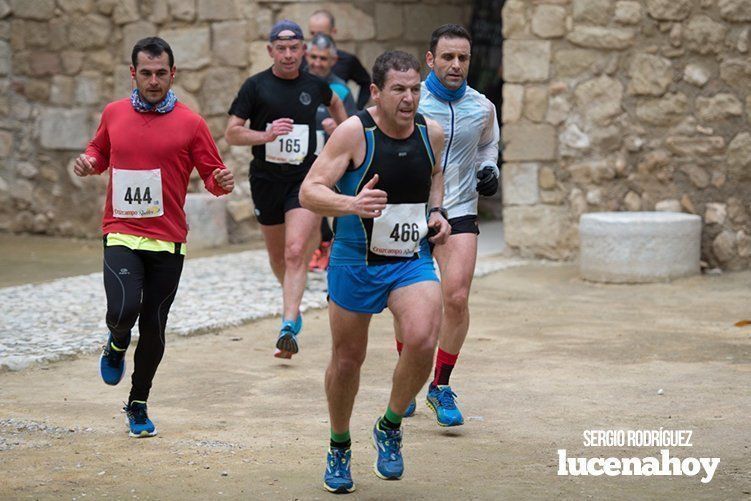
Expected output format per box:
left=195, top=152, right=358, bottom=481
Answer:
left=103, top=245, right=184, bottom=403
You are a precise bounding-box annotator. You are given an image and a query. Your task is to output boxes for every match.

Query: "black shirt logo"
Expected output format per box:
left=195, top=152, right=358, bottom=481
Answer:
left=299, top=92, right=312, bottom=106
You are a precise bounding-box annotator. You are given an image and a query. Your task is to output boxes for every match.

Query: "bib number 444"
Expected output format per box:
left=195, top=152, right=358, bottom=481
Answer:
left=123, top=186, right=153, bottom=205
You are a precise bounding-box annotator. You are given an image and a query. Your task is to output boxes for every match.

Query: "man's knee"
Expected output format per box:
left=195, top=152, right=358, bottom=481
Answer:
left=332, top=348, right=366, bottom=375
left=444, top=285, right=470, bottom=315
left=107, top=302, right=140, bottom=332
left=401, top=325, right=439, bottom=356
left=284, top=239, right=308, bottom=266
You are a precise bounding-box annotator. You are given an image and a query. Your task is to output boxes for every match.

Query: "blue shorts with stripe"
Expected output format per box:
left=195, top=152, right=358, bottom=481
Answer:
left=327, top=258, right=439, bottom=314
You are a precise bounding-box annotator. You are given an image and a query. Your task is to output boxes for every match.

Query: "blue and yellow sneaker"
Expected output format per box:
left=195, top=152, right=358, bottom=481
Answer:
left=323, top=447, right=355, bottom=493
left=124, top=401, right=157, bottom=438
left=426, top=385, right=464, bottom=427
left=99, top=333, right=126, bottom=386
left=372, top=419, right=403, bottom=480
left=403, top=399, right=416, bottom=418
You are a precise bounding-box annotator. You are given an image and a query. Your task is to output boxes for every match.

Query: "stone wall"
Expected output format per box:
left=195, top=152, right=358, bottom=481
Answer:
left=502, top=0, right=751, bottom=270
left=0, top=0, right=470, bottom=241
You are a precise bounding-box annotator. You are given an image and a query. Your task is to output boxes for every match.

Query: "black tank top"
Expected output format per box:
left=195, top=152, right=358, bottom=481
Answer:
left=332, top=110, right=436, bottom=265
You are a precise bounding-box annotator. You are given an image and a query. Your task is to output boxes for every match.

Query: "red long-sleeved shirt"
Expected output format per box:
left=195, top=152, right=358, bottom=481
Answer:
left=86, top=99, right=230, bottom=243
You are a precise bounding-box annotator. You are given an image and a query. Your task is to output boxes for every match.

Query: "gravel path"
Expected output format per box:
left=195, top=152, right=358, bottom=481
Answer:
left=0, top=250, right=525, bottom=371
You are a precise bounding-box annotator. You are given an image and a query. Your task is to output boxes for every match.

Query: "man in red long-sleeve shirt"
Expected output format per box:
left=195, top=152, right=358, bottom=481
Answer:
left=74, top=37, right=234, bottom=438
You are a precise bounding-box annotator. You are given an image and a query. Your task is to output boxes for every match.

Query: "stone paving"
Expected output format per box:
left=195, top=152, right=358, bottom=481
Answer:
left=0, top=250, right=526, bottom=371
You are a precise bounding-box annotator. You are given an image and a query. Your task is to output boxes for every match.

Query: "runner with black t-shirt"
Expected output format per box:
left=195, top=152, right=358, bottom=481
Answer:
left=225, top=19, right=347, bottom=359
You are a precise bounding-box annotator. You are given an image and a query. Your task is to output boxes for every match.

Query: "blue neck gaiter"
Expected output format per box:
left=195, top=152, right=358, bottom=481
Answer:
left=425, top=71, right=467, bottom=102
left=130, top=88, right=178, bottom=114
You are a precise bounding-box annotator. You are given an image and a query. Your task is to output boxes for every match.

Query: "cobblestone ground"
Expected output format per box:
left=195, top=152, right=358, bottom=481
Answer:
left=0, top=250, right=526, bottom=371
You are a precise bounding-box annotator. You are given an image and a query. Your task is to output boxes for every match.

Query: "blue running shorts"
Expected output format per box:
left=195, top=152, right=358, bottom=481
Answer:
left=328, top=258, right=439, bottom=314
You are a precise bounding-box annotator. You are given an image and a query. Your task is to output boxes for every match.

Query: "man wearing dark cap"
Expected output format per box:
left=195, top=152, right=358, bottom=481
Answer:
left=225, top=20, right=347, bottom=359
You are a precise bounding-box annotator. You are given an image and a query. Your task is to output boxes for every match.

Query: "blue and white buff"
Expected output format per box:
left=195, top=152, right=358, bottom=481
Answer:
left=130, top=88, right=178, bottom=114
left=425, top=71, right=467, bottom=103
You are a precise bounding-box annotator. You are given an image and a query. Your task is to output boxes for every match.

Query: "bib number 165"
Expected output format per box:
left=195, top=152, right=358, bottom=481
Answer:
left=278, top=137, right=301, bottom=153
left=389, top=223, right=420, bottom=243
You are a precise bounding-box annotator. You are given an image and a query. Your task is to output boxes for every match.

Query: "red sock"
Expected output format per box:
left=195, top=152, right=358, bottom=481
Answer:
left=396, top=340, right=404, bottom=355
left=432, top=348, right=459, bottom=387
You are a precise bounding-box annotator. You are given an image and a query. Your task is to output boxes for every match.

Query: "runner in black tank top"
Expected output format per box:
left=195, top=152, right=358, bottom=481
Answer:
left=333, top=109, right=436, bottom=265
left=298, top=51, right=451, bottom=493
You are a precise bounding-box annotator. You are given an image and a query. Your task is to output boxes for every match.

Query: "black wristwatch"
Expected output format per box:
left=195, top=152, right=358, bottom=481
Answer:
left=428, top=207, right=448, bottom=220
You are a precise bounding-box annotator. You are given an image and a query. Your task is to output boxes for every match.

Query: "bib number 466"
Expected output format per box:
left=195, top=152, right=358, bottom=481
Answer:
left=389, top=223, right=420, bottom=243
left=123, top=186, right=152, bottom=205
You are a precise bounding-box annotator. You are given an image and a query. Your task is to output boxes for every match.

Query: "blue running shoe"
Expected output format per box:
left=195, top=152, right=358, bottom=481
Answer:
left=276, top=321, right=299, bottom=354
left=372, top=419, right=403, bottom=480
left=426, top=385, right=464, bottom=427
left=403, top=399, right=416, bottom=418
left=292, top=313, right=303, bottom=334
left=323, top=447, right=356, bottom=493
left=99, top=333, right=126, bottom=386
left=124, top=401, right=157, bottom=438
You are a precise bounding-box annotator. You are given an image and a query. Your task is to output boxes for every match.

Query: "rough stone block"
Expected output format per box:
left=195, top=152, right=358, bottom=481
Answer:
left=38, top=108, right=89, bottom=150
left=580, top=212, right=701, bottom=283
left=719, top=0, right=751, bottom=21
left=184, top=192, right=228, bottom=249
left=719, top=58, right=751, bottom=94
left=159, top=27, right=210, bottom=71
left=502, top=163, right=539, bottom=205
left=10, top=0, right=55, bottom=20
left=573, top=0, right=612, bottom=25
left=0, top=40, right=9, bottom=76
left=575, top=75, right=624, bottom=125
left=531, top=5, right=566, bottom=38
left=197, top=0, right=238, bottom=21
left=627, top=53, right=672, bottom=96
left=685, top=15, right=727, bottom=55
left=502, top=84, right=523, bottom=123
left=504, top=40, right=551, bottom=83
left=402, top=5, right=465, bottom=42
left=122, top=21, right=158, bottom=63
left=375, top=3, right=403, bottom=40
left=645, top=0, right=692, bottom=20
left=567, top=26, right=635, bottom=50
left=212, top=21, right=248, bottom=67
left=504, top=204, right=573, bottom=259
left=614, top=1, right=642, bottom=24
left=503, top=123, right=556, bottom=161
left=696, top=93, right=742, bottom=121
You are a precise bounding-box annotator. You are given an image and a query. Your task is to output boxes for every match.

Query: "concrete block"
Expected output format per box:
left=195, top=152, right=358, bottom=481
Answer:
left=579, top=212, right=701, bottom=283
left=184, top=193, right=228, bottom=249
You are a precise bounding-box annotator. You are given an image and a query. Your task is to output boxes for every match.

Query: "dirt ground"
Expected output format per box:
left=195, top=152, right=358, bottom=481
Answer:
left=1, top=260, right=750, bottom=500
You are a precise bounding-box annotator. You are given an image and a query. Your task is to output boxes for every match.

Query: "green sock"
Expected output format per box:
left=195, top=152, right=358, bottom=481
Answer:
left=380, top=406, right=402, bottom=430
left=330, top=429, right=351, bottom=449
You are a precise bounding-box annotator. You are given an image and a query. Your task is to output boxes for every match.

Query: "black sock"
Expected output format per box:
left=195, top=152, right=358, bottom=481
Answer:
left=330, top=438, right=351, bottom=449
left=379, top=415, right=401, bottom=430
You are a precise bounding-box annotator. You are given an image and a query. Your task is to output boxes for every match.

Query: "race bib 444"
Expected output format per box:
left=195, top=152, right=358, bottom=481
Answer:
left=112, top=168, right=164, bottom=218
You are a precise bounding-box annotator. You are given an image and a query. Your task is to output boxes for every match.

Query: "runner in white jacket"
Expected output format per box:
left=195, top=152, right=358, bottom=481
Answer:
left=399, top=24, right=500, bottom=426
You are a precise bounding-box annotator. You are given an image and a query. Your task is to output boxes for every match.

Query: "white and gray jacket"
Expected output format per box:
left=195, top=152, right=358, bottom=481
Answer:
left=418, top=84, right=500, bottom=219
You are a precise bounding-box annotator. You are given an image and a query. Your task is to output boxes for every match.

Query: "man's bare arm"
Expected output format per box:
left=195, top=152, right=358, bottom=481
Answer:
left=300, top=117, right=386, bottom=218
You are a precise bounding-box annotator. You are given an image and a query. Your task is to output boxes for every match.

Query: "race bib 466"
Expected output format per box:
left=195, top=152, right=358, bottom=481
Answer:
left=370, top=203, right=428, bottom=257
